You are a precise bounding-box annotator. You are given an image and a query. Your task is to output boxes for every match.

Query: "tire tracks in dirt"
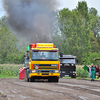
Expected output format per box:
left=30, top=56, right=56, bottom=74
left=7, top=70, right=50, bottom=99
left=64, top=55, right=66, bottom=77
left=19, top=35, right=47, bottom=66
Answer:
left=5, top=79, right=81, bottom=100
left=0, top=78, right=100, bottom=100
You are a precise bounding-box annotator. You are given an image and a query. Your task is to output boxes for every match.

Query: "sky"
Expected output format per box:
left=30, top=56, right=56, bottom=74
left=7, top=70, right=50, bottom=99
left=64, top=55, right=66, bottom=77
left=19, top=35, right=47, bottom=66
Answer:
left=57, top=0, right=100, bottom=15
left=0, top=0, right=100, bottom=18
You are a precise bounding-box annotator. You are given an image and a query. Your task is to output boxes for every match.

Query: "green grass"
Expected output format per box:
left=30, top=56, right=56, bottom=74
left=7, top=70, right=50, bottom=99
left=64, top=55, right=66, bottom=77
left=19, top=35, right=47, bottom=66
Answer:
left=63, top=77, right=71, bottom=79
left=63, top=76, right=100, bottom=81
left=0, top=74, right=18, bottom=78
left=96, top=78, right=100, bottom=80
left=0, top=64, right=100, bottom=81
left=76, top=77, right=91, bottom=80
left=77, top=77, right=100, bottom=81
left=0, top=64, right=23, bottom=78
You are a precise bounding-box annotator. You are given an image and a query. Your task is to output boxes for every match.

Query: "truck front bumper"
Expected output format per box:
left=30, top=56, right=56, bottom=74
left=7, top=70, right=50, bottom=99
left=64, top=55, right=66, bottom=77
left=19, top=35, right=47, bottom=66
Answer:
left=29, top=73, right=60, bottom=78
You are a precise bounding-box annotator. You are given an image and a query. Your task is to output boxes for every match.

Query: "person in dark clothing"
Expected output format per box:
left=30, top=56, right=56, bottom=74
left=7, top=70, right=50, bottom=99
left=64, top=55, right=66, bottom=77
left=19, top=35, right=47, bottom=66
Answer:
left=41, top=52, right=46, bottom=59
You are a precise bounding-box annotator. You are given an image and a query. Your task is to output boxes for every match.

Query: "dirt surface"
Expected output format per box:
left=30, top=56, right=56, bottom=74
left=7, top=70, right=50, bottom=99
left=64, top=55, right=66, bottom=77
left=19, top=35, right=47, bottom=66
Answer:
left=0, top=78, right=100, bottom=100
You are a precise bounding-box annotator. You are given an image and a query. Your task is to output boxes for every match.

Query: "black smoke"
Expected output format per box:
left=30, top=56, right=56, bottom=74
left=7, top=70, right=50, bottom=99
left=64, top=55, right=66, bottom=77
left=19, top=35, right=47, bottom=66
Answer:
left=3, top=0, right=58, bottom=42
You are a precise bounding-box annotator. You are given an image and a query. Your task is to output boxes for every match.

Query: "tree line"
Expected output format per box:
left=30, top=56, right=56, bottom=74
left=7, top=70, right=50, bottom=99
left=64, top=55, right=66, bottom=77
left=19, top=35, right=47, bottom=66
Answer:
left=0, top=1, right=100, bottom=65
left=52, top=1, right=100, bottom=65
left=0, top=17, right=25, bottom=64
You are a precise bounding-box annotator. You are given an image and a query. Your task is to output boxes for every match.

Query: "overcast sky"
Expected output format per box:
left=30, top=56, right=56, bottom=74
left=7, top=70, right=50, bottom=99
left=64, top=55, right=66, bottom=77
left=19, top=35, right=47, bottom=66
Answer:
left=0, top=0, right=100, bottom=18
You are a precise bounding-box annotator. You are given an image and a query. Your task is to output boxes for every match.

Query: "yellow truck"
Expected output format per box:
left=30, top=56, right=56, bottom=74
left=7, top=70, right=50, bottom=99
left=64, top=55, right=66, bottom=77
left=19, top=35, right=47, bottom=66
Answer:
left=23, top=43, right=60, bottom=82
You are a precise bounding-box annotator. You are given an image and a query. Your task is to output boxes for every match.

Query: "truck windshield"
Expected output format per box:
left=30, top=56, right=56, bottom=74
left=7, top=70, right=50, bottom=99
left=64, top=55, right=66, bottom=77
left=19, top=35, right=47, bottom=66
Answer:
left=32, top=51, right=59, bottom=61
left=60, top=58, right=75, bottom=64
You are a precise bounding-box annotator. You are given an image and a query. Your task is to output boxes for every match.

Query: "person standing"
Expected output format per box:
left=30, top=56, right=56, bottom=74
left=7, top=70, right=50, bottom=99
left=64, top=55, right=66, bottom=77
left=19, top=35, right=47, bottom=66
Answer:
left=91, top=63, right=95, bottom=81
left=88, top=65, right=91, bottom=78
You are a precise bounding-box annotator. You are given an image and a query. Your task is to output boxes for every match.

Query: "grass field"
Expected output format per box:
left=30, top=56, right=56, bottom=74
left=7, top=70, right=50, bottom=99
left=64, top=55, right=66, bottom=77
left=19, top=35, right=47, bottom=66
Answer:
left=0, top=64, right=92, bottom=79
left=63, top=76, right=100, bottom=81
left=0, top=74, right=18, bottom=78
left=0, top=64, right=24, bottom=67
left=0, top=64, right=24, bottom=78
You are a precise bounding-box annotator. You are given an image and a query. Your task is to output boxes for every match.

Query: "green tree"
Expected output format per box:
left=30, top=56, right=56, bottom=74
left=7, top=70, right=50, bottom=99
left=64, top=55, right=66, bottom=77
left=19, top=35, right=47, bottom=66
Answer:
left=88, top=52, right=100, bottom=65
left=89, top=7, right=97, bottom=16
left=0, top=16, right=24, bottom=64
left=89, top=7, right=100, bottom=48
left=90, top=31, right=99, bottom=53
left=52, top=1, right=100, bottom=65
left=57, top=1, right=91, bottom=64
left=77, top=1, right=88, bottom=18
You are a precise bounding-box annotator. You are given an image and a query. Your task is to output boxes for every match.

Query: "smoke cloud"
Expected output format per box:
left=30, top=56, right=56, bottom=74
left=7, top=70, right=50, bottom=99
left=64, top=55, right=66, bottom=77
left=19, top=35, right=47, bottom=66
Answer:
left=3, top=0, right=58, bottom=43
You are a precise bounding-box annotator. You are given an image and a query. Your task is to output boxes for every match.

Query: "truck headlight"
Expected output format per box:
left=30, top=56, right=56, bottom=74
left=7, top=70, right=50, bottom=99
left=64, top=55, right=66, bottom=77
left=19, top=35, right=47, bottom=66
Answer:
left=73, top=71, right=76, bottom=73
left=60, top=64, right=62, bottom=66
left=51, top=64, right=57, bottom=66
left=32, top=70, right=36, bottom=73
left=55, top=70, right=59, bottom=73
left=71, top=64, right=74, bottom=66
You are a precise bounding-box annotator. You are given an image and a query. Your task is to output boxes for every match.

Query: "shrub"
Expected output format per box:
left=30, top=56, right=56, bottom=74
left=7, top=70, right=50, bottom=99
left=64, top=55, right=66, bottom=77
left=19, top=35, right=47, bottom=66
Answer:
left=77, top=68, right=89, bottom=78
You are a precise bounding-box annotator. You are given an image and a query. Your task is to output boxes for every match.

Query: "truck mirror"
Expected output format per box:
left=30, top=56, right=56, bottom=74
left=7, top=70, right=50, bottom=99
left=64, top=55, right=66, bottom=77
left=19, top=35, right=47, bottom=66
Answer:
left=76, top=59, right=78, bottom=63
left=60, top=52, right=63, bottom=57
left=23, top=53, right=26, bottom=57
left=27, top=56, right=29, bottom=59
left=27, top=50, right=29, bottom=59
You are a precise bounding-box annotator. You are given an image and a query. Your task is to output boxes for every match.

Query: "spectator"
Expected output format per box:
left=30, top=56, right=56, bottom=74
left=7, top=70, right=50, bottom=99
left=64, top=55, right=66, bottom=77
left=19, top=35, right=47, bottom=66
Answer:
left=91, top=63, right=95, bottom=81
left=88, top=65, right=91, bottom=78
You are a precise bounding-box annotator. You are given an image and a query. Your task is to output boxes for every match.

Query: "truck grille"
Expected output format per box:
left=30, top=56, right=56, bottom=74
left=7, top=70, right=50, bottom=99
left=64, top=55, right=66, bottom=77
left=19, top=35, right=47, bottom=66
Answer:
left=41, top=71, right=49, bottom=75
left=41, top=71, right=49, bottom=72
left=33, top=64, right=57, bottom=69
left=42, top=73, right=49, bottom=75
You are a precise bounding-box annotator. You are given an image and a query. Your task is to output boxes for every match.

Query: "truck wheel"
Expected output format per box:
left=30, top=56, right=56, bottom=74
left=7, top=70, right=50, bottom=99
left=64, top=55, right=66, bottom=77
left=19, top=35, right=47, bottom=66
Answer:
left=29, top=77, right=35, bottom=82
left=48, top=78, right=52, bottom=82
left=32, top=77, right=35, bottom=82
left=54, top=77, right=59, bottom=82
left=26, top=69, right=30, bottom=82
left=25, top=72, right=29, bottom=82
left=48, top=78, right=51, bottom=82
left=71, top=75, right=76, bottom=78
left=29, top=78, right=33, bottom=82
left=27, top=77, right=29, bottom=82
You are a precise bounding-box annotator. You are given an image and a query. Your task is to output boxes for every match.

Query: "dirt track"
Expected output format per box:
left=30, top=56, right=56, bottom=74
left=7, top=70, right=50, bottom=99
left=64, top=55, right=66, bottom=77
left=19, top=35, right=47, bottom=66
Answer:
left=0, top=78, right=100, bottom=100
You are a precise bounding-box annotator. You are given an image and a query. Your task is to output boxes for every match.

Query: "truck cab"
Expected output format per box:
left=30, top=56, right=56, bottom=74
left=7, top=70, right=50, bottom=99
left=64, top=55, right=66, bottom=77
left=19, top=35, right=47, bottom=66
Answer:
left=60, top=54, right=76, bottom=78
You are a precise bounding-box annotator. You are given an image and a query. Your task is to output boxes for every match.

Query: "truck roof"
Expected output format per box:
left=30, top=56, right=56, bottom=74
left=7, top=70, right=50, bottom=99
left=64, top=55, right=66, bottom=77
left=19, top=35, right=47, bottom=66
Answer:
left=60, top=55, right=76, bottom=59
left=31, top=48, right=58, bottom=51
